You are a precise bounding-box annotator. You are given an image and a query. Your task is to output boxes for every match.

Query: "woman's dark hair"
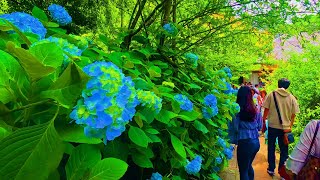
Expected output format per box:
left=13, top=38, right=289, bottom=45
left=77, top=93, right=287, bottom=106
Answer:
left=236, top=86, right=257, bottom=122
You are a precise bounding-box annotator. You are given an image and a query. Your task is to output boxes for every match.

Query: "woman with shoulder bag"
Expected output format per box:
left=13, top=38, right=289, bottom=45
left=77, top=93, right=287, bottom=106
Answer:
left=284, top=120, right=320, bottom=180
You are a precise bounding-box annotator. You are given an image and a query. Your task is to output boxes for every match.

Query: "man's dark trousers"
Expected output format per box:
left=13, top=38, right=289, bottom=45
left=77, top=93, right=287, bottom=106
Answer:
left=267, top=127, right=289, bottom=172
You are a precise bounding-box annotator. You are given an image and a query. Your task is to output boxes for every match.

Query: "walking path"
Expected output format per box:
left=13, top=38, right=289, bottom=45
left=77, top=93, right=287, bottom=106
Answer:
left=219, top=136, right=281, bottom=180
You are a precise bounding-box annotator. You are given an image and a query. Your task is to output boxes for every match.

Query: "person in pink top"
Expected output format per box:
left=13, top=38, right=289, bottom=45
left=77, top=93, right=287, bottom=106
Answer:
left=285, top=120, right=320, bottom=177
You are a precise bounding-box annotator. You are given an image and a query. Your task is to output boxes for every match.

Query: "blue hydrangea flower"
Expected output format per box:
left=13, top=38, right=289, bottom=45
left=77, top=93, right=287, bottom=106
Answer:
left=0, top=12, right=46, bottom=39
left=223, top=147, right=233, bottom=160
left=218, top=137, right=227, bottom=148
left=163, top=23, right=176, bottom=34
left=233, top=103, right=240, bottom=113
left=185, top=53, right=198, bottom=67
left=48, top=4, right=72, bottom=26
left=215, top=157, right=222, bottom=165
left=202, top=106, right=218, bottom=119
left=223, top=67, right=231, bottom=74
left=137, top=90, right=162, bottom=113
left=70, top=61, right=140, bottom=143
left=204, top=94, right=217, bottom=107
left=174, top=94, right=193, bottom=111
left=227, top=73, right=232, bottom=78
left=150, top=172, right=162, bottom=180
left=185, top=155, right=202, bottom=175
left=31, top=36, right=82, bottom=68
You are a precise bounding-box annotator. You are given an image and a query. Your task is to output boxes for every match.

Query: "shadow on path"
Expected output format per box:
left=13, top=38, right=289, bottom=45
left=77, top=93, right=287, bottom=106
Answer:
left=219, top=137, right=282, bottom=180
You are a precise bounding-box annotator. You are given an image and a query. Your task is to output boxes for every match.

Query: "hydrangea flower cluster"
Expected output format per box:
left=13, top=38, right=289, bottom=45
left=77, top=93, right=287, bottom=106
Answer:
left=163, top=23, right=176, bottom=35
left=32, top=36, right=82, bottom=68
left=174, top=94, right=193, bottom=111
left=185, top=155, right=202, bottom=175
left=0, top=12, right=47, bottom=39
left=48, top=4, right=72, bottom=26
left=202, top=94, right=219, bottom=119
left=70, top=62, right=140, bottom=142
left=137, top=90, right=162, bottom=113
left=217, top=137, right=227, bottom=148
left=185, top=53, right=198, bottom=67
left=150, top=172, right=162, bottom=180
left=223, top=67, right=232, bottom=78
left=223, top=146, right=234, bottom=160
left=215, top=156, right=222, bottom=165
left=232, top=102, right=240, bottom=113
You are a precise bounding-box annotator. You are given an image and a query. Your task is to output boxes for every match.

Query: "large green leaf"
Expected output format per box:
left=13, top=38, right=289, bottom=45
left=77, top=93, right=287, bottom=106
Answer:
left=6, top=42, right=55, bottom=81
left=0, top=50, right=29, bottom=103
left=170, top=134, right=186, bottom=159
left=128, top=126, right=149, bottom=148
left=0, top=120, right=64, bottom=179
left=32, top=6, right=48, bottom=22
left=193, top=120, right=209, bottom=134
left=66, top=144, right=101, bottom=180
left=41, top=63, right=89, bottom=108
left=178, top=110, right=200, bottom=121
left=132, top=153, right=153, bottom=168
left=55, top=120, right=102, bottom=144
left=88, top=158, right=128, bottom=180
left=155, top=110, right=178, bottom=124
left=29, top=42, right=64, bottom=68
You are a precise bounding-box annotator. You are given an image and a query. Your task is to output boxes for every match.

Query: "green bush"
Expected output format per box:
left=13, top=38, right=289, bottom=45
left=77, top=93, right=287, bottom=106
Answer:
left=0, top=5, right=239, bottom=180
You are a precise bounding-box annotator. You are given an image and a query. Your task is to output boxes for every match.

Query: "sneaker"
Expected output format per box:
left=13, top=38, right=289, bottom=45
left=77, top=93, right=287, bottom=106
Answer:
left=267, top=169, right=275, bottom=176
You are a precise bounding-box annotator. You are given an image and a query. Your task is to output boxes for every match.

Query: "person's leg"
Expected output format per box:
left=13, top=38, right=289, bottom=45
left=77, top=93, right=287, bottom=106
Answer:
left=237, top=139, right=251, bottom=180
left=277, top=131, right=289, bottom=172
left=267, top=127, right=277, bottom=173
left=248, top=138, right=260, bottom=180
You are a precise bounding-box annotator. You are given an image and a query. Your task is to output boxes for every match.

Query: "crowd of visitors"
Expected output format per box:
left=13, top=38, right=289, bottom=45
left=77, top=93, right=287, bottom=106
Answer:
left=228, top=78, right=319, bottom=180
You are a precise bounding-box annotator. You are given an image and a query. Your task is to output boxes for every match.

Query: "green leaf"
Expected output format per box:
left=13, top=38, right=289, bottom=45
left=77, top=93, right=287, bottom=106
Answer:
left=88, top=158, right=128, bottom=180
left=145, top=128, right=159, bottom=134
left=29, top=42, right=64, bottom=68
left=0, top=119, right=64, bottom=180
left=147, top=134, right=162, bottom=143
left=155, top=110, right=178, bottom=124
left=189, top=83, right=202, bottom=90
left=0, top=50, right=29, bottom=103
left=6, top=42, right=55, bottom=81
left=178, top=110, right=200, bottom=121
left=193, top=120, right=209, bottom=134
left=32, top=6, right=48, bottom=22
left=0, top=127, right=9, bottom=141
left=41, top=63, right=89, bottom=108
left=139, top=107, right=156, bottom=123
left=170, top=134, right=186, bottom=159
left=66, top=144, right=101, bottom=180
left=148, top=65, right=161, bottom=78
left=132, top=153, right=153, bottom=168
left=55, top=121, right=102, bottom=144
left=128, top=126, right=149, bottom=148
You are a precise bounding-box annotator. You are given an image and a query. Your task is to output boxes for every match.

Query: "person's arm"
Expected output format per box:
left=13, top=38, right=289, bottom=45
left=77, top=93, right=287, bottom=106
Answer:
left=262, top=108, right=269, bottom=132
left=286, top=120, right=318, bottom=175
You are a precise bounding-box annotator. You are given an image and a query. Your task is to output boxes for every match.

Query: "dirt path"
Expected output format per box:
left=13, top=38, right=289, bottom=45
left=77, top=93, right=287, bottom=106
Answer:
left=219, top=136, right=282, bottom=180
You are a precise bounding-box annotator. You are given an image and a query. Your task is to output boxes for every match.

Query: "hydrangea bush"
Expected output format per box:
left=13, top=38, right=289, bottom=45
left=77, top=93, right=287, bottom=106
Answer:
left=0, top=5, right=239, bottom=180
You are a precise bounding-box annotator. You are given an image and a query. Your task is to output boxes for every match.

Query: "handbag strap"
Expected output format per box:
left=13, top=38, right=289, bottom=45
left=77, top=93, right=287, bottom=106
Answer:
left=305, top=121, right=320, bottom=162
left=273, top=91, right=283, bottom=125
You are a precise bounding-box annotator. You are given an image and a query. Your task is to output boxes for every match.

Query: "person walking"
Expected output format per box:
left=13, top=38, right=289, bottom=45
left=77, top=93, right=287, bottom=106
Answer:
left=228, top=86, right=262, bottom=180
left=261, top=78, right=300, bottom=178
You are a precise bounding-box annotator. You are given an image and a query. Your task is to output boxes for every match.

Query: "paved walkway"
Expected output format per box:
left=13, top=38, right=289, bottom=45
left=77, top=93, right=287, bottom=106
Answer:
left=219, top=137, right=281, bottom=180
